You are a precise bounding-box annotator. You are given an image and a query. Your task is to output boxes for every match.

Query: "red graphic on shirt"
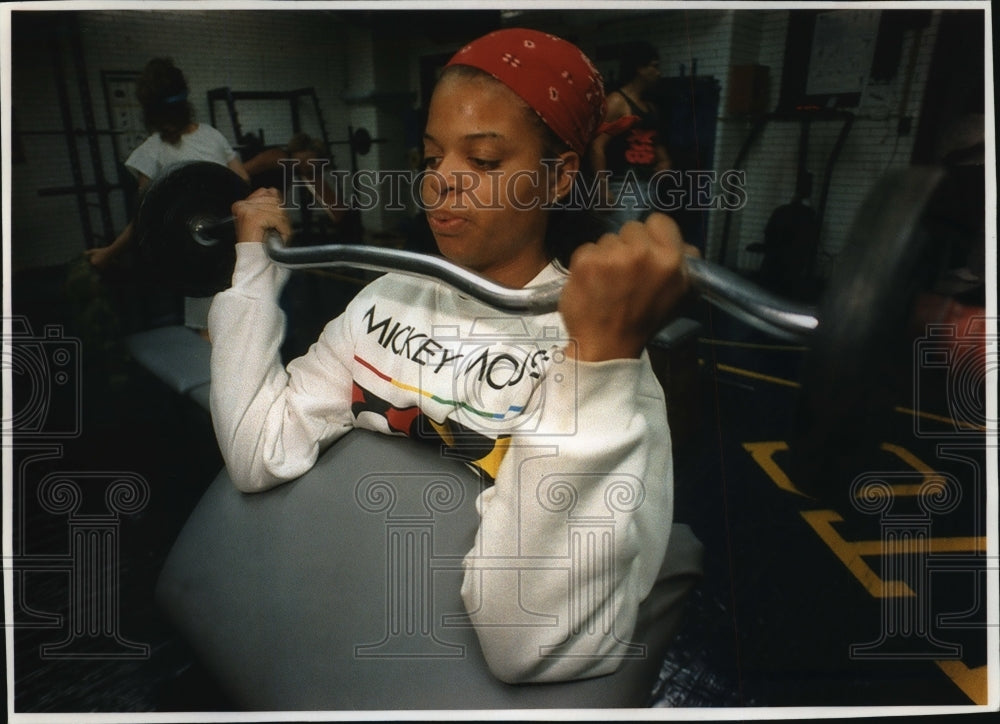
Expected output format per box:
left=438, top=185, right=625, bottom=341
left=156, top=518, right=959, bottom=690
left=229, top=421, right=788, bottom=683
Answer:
left=352, top=383, right=367, bottom=406
left=385, top=405, right=422, bottom=435
left=350, top=381, right=508, bottom=482
left=624, top=128, right=657, bottom=165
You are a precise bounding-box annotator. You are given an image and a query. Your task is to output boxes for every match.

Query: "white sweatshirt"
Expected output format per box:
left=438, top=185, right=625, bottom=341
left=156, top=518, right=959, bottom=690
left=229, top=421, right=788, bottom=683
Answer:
left=208, top=242, right=674, bottom=683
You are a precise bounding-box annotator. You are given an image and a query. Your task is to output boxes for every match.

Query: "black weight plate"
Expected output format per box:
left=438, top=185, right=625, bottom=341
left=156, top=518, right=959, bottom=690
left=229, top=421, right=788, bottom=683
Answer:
left=790, top=165, right=945, bottom=500
left=352, top=127, right=372, bottom=156
left=135, top=161, right=250, bottom=298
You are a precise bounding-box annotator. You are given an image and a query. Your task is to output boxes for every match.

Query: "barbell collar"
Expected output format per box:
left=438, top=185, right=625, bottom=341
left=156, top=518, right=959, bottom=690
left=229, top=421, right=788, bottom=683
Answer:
left=190, top=215, right=232, bottom=247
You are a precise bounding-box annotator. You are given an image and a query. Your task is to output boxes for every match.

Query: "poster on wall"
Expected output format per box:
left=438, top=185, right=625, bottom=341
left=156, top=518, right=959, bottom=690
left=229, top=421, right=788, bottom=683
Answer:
left=805, top=9, right=881, bottom=96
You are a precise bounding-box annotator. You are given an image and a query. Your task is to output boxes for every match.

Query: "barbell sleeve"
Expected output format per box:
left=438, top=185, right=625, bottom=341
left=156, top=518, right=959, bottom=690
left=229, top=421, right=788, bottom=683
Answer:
left=263, top=234, right=819, bottom=341
left=685, top=257, right=818, bottom=341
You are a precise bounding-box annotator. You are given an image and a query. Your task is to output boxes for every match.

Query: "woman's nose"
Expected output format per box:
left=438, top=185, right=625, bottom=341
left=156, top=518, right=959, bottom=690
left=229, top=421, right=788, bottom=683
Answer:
left=420, top=159, right=456, bottom=206
left=434, top=155, right=464, bottom=192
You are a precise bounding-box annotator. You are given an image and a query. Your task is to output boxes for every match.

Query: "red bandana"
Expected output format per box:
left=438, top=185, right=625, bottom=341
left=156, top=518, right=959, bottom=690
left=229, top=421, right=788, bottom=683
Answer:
left=446, top=28, right=608, bottom=156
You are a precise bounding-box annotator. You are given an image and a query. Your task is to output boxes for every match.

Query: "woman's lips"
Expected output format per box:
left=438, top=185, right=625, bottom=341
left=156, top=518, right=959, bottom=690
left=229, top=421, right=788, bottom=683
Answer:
left=427, top=212, right=468, bottom=235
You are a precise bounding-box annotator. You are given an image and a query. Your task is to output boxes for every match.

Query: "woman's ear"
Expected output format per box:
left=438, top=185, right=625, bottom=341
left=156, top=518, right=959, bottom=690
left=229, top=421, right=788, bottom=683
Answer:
left=551, top=150, right=580, bottom=202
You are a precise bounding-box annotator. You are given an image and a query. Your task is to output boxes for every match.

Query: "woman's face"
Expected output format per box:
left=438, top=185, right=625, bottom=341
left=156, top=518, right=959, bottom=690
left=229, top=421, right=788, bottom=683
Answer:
left=421, top=72, right=570, bottom=288
left=637, top=59, right=661, bottom=87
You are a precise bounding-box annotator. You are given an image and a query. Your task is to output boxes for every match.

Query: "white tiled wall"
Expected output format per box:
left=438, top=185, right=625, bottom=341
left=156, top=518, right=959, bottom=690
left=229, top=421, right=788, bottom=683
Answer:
left=542, top=8, right=943, bottom=277
left=723, top=11, right=941, bottom=279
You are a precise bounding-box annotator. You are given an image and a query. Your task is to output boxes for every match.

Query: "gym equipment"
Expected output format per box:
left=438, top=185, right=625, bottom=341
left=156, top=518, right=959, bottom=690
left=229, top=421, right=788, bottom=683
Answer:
left=134, top=161, right=248, bottom=299
left=134, top=158, right=943, bottom=340
left=136, top=160, right=831, bottom=338
left=735, top=110, right=855, bottom=299
left=340, top=125, right=381, bottom=157
left=155, top=429, right=705, bottom=709
left=755, top=117, right=823, bottom=299
left=134, top=160, right=946, bottom=497
left=791, top=164, right=948, bottom=493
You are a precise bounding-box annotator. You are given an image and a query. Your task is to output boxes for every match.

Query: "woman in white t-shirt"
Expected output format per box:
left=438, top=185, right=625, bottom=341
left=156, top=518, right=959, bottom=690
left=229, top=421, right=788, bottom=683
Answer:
left=86, top=58, right=249, bottom=335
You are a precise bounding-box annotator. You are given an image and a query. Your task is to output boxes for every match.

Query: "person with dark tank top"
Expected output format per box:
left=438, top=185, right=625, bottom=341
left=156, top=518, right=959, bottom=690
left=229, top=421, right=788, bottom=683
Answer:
left=589, top=41, right=672, bottom=226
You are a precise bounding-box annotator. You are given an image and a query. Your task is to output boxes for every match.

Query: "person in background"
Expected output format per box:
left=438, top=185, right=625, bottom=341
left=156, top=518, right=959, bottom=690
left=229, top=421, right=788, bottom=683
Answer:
left=208, top=28, right=698, bottom=683
left=243, top=133, right=349, bottom=227
left=86, top=57, right=249, bottom=338
left=589, top=41, right=672, bottom=225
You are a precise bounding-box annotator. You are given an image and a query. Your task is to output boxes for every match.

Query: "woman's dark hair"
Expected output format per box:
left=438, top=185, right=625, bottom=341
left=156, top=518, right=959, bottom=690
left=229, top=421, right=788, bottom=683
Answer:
left=545, top=198, right=613, bottom=267
left=618, top=41, right=660, bottom=86
left=136, top=58, right=194, bottom=145
left=516, top=88, right=610, bottom=266
left=434, top=65, right=608, bottom=265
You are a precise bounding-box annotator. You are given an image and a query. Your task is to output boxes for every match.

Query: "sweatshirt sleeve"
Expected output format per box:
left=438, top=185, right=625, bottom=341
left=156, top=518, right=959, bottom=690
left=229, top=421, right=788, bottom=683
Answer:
left=460, top=352, right=674, bottom=683
left=207, top=242, right=356, bottom=491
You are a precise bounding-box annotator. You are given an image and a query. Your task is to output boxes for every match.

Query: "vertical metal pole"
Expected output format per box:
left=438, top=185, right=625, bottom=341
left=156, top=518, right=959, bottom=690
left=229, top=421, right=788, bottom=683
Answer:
left=50, top=22, right=93, bottom=249
left=68, top=14, right=115, bottom=245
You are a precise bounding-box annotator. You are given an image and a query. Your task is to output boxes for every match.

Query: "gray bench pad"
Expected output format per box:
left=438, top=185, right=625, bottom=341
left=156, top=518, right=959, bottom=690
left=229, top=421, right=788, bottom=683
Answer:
left=126, top=325, right=211, bottom=395
left=156, top=429, right=703, bottom=710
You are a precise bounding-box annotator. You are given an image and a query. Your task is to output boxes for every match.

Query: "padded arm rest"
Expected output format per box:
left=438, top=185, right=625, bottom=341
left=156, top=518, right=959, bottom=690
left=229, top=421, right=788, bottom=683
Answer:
left=155, top=430, right=703, bottom=710
left=126, top=325, right=211, bottom=394
left=186, top=382, right=212, bottom=412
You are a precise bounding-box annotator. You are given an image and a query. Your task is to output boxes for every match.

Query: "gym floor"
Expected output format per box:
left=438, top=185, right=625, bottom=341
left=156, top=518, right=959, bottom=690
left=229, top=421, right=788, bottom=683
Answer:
left=8, top=256, right=990, bottom=715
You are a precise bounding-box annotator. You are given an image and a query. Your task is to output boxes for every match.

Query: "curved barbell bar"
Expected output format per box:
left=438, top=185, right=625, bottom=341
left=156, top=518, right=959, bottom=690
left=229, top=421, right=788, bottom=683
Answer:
left=260, top=234, right=819, bottom=342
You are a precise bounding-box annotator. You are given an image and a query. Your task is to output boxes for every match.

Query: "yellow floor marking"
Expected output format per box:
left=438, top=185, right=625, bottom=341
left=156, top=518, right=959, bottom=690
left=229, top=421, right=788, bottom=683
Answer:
left=880, top=443, right=943, bottom=477
left=935, top=659, right=989, bottom=705
left=852, top=536, right=986, bottom=556
left=741, top=441, right=813, bottom=497
left=847, top=443, right=949, bottom=497
left=894, top=406, right=986, bottom=432
left=698, top=338, right=808, bottom=353
left=714, top=362, right=801, bottom=388
left=742, top=439, right=988, bottom=705
left=704, top=359, right=983, bottom=434
left=800, top=509, right=914, bottom=598
left=855, top=482, right=928, bottom=497
left=799, top=509, right=986, bottom=598
left=745, top=440, right=958, bottom=501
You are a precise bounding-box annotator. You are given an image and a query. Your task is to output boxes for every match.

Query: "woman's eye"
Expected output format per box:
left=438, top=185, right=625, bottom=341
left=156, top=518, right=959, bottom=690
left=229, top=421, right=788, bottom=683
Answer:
left=422, top=155, right=498, bottom=171
left=471, top=157, right=500, bottom=170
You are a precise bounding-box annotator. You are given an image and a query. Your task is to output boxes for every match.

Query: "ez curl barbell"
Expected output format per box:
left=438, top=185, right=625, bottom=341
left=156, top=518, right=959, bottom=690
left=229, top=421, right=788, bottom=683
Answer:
left=133, top=160, right=947, bottom=498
